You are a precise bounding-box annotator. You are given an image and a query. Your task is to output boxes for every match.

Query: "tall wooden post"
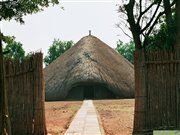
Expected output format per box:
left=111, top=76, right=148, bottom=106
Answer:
left=33, top=53, right=47, bottom=134
left=177, top=46, right=180, bottom=130
left=0, top=32, right=3, bottom=135
left=133, top=49, right=150, bottom=135
left=175, top=0, right=180, bottom=129
left=0, top=32, right=11, bottom=135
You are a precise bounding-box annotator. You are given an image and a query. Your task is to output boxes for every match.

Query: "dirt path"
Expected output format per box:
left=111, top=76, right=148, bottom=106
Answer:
left=45, top=99, right=134, bottom=135
left=45, top=101, right=82, bottom=135
left=94, top=99, right=134, bottom=135
left=65, top=100, right=104, bottom=135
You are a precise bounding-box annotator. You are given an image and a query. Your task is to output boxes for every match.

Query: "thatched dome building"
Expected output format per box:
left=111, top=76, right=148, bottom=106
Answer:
left=45, top=35, right=134, bottom=101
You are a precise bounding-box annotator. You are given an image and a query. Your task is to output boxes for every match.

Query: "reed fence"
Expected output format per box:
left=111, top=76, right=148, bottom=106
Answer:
left=0, top=53, right=46, bottom=135
left=133, top=49, right=180, bottom=134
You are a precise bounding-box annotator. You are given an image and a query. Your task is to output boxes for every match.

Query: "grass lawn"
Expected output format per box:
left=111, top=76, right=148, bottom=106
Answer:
left=45, top=101, right=82, bottom=135
left=94, top=99, right=135, bottom=135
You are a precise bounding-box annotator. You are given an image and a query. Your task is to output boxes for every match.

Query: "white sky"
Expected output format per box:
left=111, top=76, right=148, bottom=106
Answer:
left=1, top=0, right=130, bottom=56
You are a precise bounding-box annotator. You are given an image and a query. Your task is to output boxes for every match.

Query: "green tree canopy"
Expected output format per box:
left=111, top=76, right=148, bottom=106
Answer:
left=3, top=36, right=25, bottom=60
left=0, top=0, right=59, bottom=23
left=115, top=40, right=135, bottom=63
left=44, top=39, right=74, bottom=66
left=0, top=1, right=60, bottom=134
left=146, top=14, right=176, bottom=50
left=118, top=0, right=178, bottom=50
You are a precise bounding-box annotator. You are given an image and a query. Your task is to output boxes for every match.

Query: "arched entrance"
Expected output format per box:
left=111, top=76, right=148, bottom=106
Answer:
left=66, top=83, right=116, bottom=100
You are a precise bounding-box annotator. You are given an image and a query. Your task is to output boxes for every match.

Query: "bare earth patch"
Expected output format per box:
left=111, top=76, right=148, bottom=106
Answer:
left=94, top=99, right=135, bottom=135
left=45, top=101, right=82, bottom=135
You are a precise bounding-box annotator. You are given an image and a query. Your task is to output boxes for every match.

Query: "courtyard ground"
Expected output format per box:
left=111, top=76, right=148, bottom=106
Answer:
left=45, top=99, right=134, bottom=135
left=45, top=101, right=82, bottom=135
left=94, top=99, right=135, bottom=135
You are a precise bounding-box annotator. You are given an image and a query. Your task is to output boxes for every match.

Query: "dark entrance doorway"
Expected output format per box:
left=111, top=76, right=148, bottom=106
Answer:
left=84, top=85, right=94, bottom=99
left=66, top=83, right=116, bottom=100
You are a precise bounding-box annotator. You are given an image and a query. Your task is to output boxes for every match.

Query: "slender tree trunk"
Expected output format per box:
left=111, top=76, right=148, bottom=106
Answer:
left=163, top=0, right=173, bottom=29
left=163, top=0, right=175, bottom=49
left=0, top=31, right=11, bottom=135
left=176, top=0, right=180, bottom=48
left=125, top=0, right=142, bottom=50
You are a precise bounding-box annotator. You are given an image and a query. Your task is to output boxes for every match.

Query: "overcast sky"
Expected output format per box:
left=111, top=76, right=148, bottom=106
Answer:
left=1, top=0, right=130, bottom=56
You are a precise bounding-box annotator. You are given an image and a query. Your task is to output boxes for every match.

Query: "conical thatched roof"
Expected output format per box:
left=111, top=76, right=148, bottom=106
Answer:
left=45, top=35, right=134, bottom=100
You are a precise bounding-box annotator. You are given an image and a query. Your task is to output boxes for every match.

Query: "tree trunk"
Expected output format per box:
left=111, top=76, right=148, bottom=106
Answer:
left=0, top=32, right=11, bottom=135
left=163, top=0, right=175, bottom=48
left=163, top=0, right=173, bottom=29
left=176, top=0, right=180, bottom=48
left=125, top=0, right=142, bottom=50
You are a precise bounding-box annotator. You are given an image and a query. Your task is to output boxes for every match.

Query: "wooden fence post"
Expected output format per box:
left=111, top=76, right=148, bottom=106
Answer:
left=133, top=49, right=149, bottom=135
left=0, top=34, right=11, bottom=135
left=176, top=0, right=180, bottom=128
left=177, top=48, right=180, bottom=129
left=0, top=33, right=3, bottom=135
left=175, top=0, right=180, bottom=126
left=33, top=53, right=46, bottom=135
left=176, top=44, right=180, bottom=129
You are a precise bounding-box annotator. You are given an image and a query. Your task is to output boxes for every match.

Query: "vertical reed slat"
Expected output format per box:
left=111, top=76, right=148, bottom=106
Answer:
left=4, top=53, right=46, bottom=135
left=133, top=50, right=179, bottom=134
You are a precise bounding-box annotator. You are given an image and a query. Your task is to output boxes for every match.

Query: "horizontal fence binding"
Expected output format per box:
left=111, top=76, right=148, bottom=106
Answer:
left=146, top=60, right=180, bottom=64
left=5, top=68, right=35, bottom=77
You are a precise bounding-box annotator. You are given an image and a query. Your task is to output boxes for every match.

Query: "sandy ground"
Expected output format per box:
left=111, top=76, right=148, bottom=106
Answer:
left=94, top=99, right=135, bottom=135
left=45, top=101, right=82, bottom=135
left=45, top=99, right=134, bottom=135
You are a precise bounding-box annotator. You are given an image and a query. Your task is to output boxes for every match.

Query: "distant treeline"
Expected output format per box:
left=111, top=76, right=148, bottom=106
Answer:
left=4, top=13, right=174, bottom=66
left=3, top=37, right=135, bottom=65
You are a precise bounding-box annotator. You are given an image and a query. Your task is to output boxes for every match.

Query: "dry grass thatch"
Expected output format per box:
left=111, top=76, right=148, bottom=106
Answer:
left=44, top=35, right=134, bottom=100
